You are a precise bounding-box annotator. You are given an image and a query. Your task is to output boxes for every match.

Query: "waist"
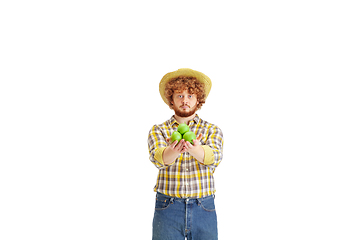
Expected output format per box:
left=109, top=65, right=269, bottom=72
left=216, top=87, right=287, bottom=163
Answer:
left=156, top=191, right=215, bottom=201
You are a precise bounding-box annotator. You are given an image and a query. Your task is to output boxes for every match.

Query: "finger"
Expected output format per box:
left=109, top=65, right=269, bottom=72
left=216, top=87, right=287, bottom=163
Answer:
left=193, top=139, right=201, bottom=146
left=185, top=141, right=193, bottom=149
left=182, top=142, right=188, bottom=151
left=175, top=139, right=184, bottom=151
left=166, top=138, right=173, bottom=145
left=170, top=140, right=178, bottom=148
left=181, top=142, right=189, bottom=152
left=196, top=133, right=202, bottom=141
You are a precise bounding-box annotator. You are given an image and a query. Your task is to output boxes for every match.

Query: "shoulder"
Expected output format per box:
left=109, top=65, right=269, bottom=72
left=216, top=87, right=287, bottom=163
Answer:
left=197, top=118, right=223, bottom=141
left=197, top=118, right=223, bottom=145
left=198, top=118, right=222, bottom=131
left=148, top=117, right=174, bottom=135
left=150, top=119, right=171, bottom=130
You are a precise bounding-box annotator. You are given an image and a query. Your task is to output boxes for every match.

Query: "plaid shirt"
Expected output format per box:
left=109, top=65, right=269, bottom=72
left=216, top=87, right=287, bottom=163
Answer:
left=148, top=115, right=224, bottom=198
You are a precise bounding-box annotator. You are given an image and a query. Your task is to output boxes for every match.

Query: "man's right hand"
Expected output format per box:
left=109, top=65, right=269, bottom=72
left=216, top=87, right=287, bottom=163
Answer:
left=163, top=138, right=186, bottom=165
left=166, top=138, right=186, bottom=154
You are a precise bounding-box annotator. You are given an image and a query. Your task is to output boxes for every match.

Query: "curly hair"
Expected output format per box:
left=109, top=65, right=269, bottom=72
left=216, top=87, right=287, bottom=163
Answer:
left=165, top=76, right=206, bottom=110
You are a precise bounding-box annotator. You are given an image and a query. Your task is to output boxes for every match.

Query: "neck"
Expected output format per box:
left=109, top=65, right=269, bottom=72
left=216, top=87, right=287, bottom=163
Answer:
left=174, top=112, right=197, bottom=124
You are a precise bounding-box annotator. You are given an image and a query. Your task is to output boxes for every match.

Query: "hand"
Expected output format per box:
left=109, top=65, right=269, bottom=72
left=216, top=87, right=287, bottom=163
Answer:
left=166, top=138, right=187, bottom=154
left=164, top=134, right=204, bottom=164
left=183, top=133, right=202, bottom=152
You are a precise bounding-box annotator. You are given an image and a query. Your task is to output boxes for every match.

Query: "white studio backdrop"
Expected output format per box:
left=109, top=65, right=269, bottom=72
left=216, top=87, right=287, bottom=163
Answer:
left=1, top=0, right=359, bottom=239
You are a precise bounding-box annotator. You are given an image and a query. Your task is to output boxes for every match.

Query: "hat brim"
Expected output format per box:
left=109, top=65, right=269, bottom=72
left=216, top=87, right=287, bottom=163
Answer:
left=159, top=68, right=212, bottom=106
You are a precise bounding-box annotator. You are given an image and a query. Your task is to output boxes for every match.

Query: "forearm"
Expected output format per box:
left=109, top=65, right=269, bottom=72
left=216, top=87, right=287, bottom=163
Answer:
left=162, top=146, right=181, bottom=166
left=188, top=145, right=205, bottom=164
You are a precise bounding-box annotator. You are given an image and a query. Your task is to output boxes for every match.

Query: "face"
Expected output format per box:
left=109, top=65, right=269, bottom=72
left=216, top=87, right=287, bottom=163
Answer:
left=171, top=90, right=199, bottom=117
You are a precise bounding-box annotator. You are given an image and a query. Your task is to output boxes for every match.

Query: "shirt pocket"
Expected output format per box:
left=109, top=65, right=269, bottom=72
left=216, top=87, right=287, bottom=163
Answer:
left=196, top=129, right=208, bottom=145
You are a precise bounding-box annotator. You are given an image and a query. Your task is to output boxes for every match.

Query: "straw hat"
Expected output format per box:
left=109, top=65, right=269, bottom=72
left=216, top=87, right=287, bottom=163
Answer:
left=159, top=68, right=212, bottom=105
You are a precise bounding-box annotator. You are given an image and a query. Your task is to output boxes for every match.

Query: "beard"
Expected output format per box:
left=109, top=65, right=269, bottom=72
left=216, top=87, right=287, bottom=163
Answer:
left=174, top=104, right=197, bottom=117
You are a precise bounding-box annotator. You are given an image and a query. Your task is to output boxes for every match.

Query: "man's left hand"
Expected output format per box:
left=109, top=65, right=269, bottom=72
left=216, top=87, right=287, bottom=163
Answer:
left=183, top=133, right=203, bottom=153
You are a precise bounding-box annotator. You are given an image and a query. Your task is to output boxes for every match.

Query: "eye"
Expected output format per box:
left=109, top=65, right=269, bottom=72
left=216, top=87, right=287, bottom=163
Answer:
left=188, top=95, right=193, bottom=98
left=178, top=95, right=183, bottom=98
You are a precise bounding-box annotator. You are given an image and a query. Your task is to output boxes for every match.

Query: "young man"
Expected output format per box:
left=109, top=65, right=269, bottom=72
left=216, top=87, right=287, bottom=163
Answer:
left=148, top=68, right=224, bottom=240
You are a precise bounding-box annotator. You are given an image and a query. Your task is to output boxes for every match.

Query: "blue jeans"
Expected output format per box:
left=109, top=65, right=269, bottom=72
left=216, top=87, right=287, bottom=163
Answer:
left=152, top=192, right=218, bottom=240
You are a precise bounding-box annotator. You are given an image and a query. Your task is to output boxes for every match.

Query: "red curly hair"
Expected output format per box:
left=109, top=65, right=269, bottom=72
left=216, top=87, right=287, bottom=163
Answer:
left=165, top=76, right=206, bottom=110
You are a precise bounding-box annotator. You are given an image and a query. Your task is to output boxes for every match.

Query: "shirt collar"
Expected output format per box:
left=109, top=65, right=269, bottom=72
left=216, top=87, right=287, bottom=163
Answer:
left=169, top=114, right=200, bottom=127
left=192, top=114, right=200, bottom=124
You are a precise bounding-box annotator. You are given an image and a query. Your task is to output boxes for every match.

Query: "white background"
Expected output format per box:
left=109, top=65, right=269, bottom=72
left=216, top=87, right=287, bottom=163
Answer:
left=1, top=0, right=359, bottom=239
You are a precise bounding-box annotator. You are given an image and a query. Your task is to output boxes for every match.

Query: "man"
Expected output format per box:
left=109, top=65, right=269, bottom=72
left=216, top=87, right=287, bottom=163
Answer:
left=148, top=68, right=224, bottom=240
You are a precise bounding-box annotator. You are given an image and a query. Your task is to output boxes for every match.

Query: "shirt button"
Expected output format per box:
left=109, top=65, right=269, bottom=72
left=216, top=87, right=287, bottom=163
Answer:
left=186, top=169, right=189, bottom=171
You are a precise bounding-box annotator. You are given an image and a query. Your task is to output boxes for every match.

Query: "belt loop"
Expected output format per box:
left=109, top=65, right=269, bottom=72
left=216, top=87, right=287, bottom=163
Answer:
left=170, top=198, right=174, bottom=204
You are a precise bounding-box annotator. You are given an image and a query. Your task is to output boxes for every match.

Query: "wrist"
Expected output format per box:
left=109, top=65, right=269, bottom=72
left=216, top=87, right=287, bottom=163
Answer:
left=188, top=145, right=205, bottom=163
left=163, top=146, right=180, bottom=165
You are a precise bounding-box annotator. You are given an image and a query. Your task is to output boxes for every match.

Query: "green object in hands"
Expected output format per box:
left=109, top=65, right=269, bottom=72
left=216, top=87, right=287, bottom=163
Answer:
left=183, top=131, right=196, bottom=145
left=177, top=123, right=189, bottom=135
left=171, top=131, right=182, bottom=143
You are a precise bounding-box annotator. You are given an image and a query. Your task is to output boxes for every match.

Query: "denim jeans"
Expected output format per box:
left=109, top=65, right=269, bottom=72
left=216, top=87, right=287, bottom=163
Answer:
left=152, top=192, right=218, bottom=240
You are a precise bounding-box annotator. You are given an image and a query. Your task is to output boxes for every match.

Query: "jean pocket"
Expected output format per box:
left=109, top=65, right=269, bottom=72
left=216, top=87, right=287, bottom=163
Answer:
left=199, top=196, right=216, bottom=212
left=155, top=196, right=173, bottom=210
